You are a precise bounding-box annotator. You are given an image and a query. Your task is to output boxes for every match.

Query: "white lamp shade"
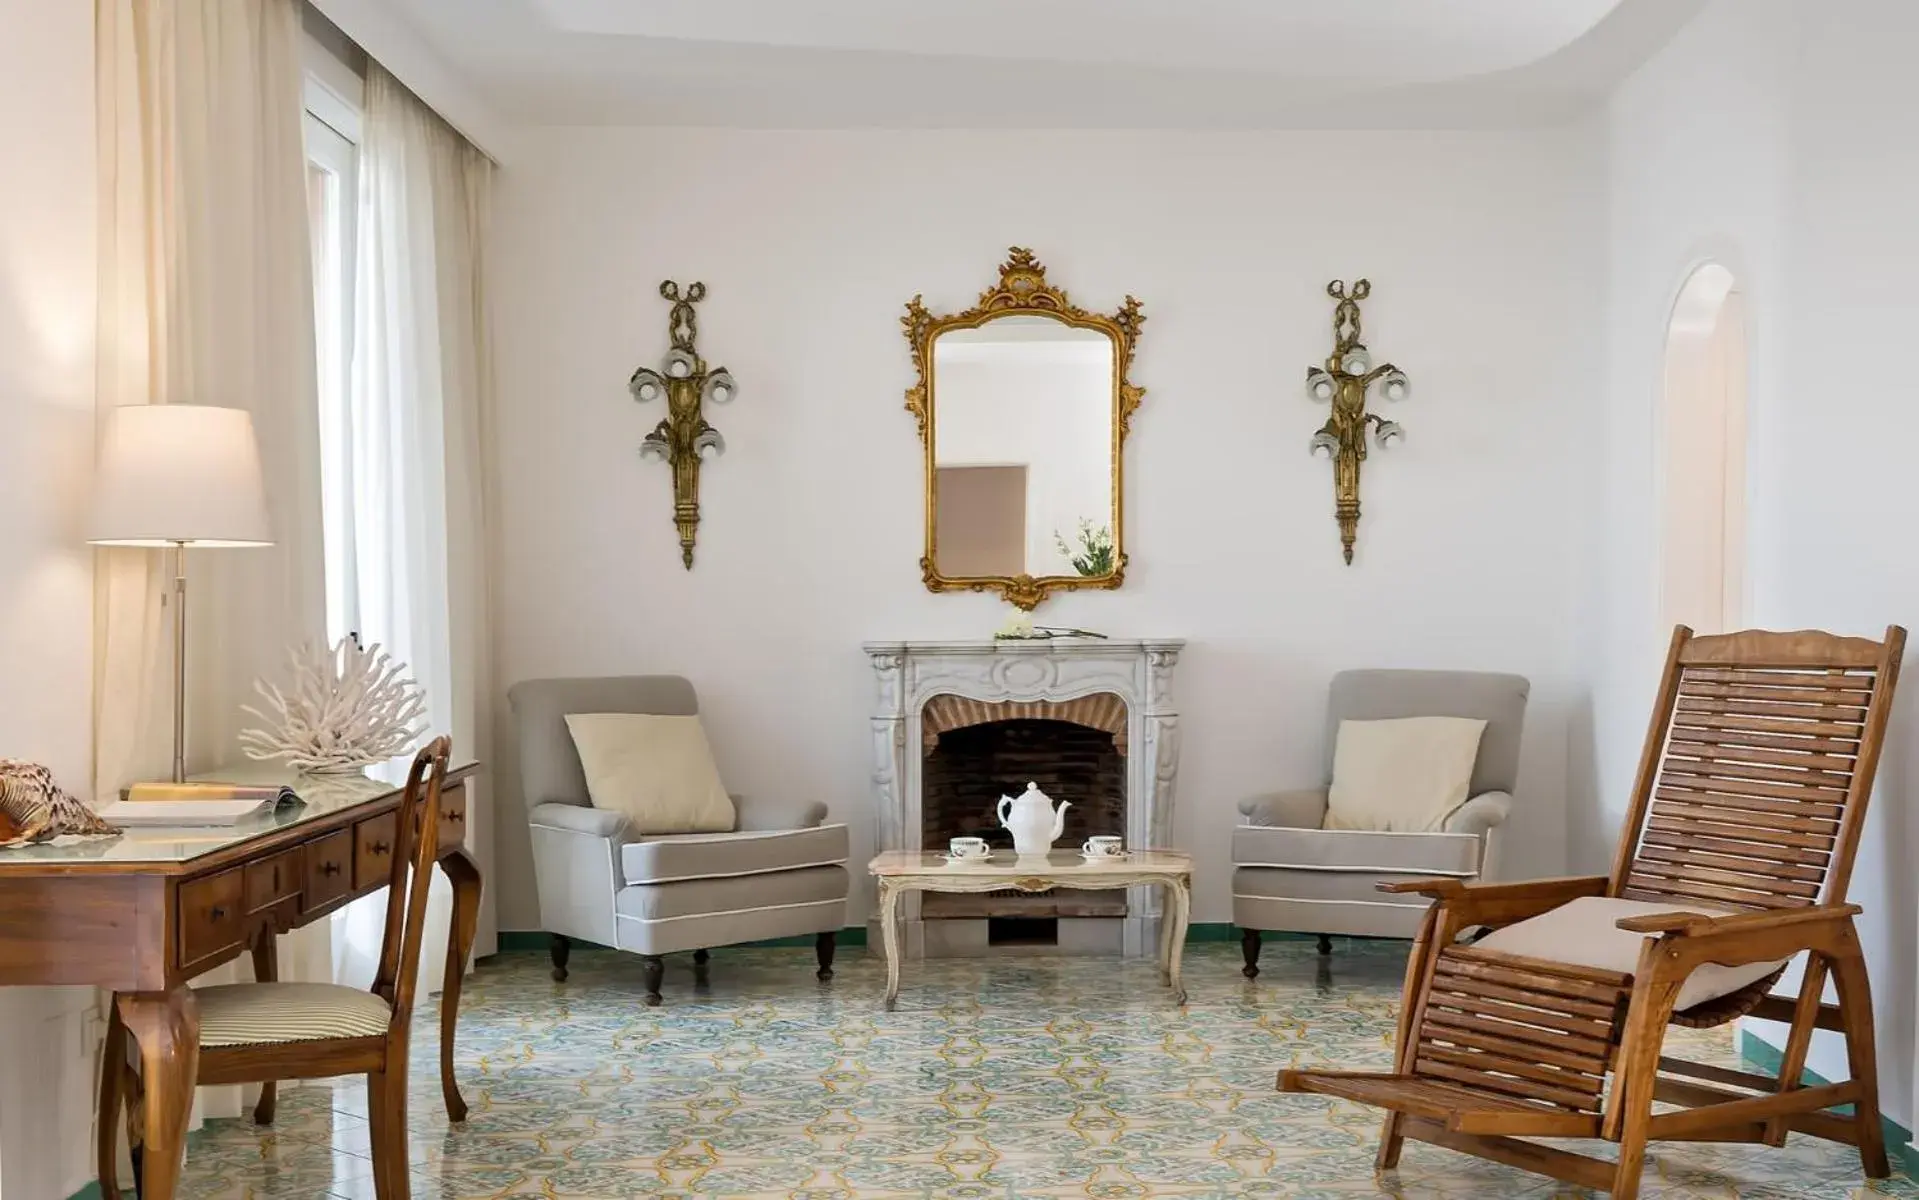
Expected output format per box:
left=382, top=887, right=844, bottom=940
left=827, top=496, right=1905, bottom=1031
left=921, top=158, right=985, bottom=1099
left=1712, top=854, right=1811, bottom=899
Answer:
left=87, top=405, right=274, bottom=547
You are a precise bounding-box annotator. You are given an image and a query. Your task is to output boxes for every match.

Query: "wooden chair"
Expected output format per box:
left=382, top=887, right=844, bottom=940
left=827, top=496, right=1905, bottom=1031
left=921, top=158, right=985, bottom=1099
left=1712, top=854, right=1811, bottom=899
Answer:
left=1279, top=627, right=1905, bottom=1200
left=99, top=737, right=452, bottom=1200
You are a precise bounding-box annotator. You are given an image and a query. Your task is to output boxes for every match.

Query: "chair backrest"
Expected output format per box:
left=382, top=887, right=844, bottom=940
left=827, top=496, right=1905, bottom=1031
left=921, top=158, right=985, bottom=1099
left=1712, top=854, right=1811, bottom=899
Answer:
left=507, top=676, right=699, bottom=809
left=1324, top=669, right=1531, bottom=797
left=373, top=736, right=450, bottom=1029
left=1609, top=626, right=1906, bottom=912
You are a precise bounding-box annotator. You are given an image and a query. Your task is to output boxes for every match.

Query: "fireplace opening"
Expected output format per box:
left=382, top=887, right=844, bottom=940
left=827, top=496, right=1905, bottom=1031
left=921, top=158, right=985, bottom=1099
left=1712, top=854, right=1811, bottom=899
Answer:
left=921, top=714, right=1127, bottom=920
left=989, top=917, right=1059, bottom=947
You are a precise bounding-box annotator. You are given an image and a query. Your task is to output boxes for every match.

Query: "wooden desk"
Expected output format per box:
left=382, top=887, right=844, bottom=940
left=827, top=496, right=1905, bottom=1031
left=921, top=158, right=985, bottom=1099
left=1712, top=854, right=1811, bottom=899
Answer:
left=0, top=760, right=482, bottom=1200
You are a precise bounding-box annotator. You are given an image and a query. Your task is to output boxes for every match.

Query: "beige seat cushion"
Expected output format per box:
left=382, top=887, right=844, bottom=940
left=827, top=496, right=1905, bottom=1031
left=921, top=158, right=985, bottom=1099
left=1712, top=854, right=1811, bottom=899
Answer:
left=621, top=824, right=850, bottom=886
left=1476, top=895, right=1789, bottom=1012
left=565, top=712, right=736, bottom=835
left=1325, top=716, right=1486, bottom=832
left=195, top=982, right=392, bottom=1048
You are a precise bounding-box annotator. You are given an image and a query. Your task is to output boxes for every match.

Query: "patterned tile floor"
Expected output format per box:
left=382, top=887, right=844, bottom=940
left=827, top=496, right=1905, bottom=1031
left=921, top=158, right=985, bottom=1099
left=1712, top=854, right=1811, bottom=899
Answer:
left=171, top=940, right=1919, bottom=1198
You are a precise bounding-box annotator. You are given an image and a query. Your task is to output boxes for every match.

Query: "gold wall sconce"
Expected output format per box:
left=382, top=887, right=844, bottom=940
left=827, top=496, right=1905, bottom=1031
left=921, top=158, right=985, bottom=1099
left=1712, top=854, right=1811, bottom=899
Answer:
left=629, top=280, right=738, bottom=569
left=1306, top=279, right=1409, bottom=564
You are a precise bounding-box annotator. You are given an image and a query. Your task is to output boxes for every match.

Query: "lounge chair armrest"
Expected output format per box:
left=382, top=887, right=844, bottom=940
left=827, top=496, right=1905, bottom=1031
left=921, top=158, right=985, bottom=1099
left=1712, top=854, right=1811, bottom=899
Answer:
left=1376, top=877, right=1468, bottom=898
left=1237, top=788, right=1329, bottom=829
left=1616, top=903, right=1864, bottom=937
left=1377, top=874, right=1607, bottom=900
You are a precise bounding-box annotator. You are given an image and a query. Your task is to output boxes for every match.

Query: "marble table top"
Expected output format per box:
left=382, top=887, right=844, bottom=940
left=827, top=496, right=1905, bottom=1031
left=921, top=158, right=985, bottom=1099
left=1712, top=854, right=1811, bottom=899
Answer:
left=868, top=849, right=1192, bottom=877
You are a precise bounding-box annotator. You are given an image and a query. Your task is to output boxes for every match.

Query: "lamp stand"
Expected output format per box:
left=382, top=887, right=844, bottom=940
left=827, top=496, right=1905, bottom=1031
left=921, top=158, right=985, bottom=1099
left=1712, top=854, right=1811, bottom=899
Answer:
left=170, top=540, right=188, bottom=784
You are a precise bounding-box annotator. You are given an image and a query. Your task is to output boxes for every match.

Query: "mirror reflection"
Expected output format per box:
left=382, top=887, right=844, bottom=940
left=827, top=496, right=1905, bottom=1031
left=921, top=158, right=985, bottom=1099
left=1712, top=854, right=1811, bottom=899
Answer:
left=932, top=315, right=1117, bottom=580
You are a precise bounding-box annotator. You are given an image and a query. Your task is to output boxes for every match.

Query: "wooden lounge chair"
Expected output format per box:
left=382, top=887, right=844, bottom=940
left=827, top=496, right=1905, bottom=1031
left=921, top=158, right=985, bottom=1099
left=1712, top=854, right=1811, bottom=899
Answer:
left=1279, top=625, right=1906, bottom=1200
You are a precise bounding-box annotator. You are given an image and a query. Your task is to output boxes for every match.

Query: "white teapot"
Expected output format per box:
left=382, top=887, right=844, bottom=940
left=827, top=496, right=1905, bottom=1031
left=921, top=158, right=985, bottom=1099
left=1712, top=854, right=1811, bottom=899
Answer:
left=996, top=781, right=1071, bottom=857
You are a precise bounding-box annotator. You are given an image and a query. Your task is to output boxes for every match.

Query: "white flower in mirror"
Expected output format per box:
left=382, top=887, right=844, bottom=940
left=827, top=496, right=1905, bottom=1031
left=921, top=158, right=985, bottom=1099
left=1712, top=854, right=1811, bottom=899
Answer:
left=239, top=637, right=429, bottom=773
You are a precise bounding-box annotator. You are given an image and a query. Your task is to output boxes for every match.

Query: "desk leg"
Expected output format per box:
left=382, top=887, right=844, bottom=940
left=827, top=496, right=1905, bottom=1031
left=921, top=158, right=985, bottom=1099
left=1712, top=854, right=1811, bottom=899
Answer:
left=878, top=880, right=903, bottom=1012
left=1164, top=878, right=1191, bottom=1006
left=250, top=933, right=279, bottom=1125
left=119, top=988, right=200, bottom=1200
left=439, top=846, right=482, bottom=1122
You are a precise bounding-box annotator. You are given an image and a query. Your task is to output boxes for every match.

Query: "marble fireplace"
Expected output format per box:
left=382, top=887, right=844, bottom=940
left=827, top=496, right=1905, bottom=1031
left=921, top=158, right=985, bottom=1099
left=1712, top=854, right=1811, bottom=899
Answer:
left=865, top=638, right=1183, bottom=957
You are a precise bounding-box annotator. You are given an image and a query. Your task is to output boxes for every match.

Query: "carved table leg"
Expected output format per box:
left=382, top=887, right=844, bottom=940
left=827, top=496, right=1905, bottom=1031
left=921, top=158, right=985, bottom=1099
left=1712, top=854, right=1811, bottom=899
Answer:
left=1164, top=877, right=1191, bottom=1005
left=439, top=846, right=482, bottom=1122
left=879, top=880, right=904, bottom=1011
left=118, top=988, right=200, bottom=1200
left=251, top=932, right=279, bottom=1125
left=1157, top=884, right=1176, bottom=983
left=97, top=998, right=128, bottom=1200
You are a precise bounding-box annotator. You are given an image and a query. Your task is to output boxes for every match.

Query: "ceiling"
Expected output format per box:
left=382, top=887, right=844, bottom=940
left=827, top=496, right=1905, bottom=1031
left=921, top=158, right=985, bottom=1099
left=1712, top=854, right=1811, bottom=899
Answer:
left=386, top=0, right=1704, bottom=128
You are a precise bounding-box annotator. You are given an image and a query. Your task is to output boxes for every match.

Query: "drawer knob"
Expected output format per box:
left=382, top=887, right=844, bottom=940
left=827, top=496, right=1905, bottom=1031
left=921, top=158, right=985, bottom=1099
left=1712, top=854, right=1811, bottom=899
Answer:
left=210, top=906, right=227, bottom=920
left=371, top=840, right=390, bottom=855
left=321, top=861, right=341, bottom=877
left=446, top=811, right=465, bottom=823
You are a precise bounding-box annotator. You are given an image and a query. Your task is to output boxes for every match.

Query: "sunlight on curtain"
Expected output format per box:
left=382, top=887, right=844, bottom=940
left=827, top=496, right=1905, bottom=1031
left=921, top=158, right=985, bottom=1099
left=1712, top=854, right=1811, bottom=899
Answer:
left=332, top=64, right=498, bottom=989
left=94, top=0, right=329, bottom=1124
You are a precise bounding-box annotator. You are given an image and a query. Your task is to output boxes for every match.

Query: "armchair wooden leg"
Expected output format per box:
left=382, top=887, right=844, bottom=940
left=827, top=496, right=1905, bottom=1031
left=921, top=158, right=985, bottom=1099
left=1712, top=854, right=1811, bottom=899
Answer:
left=1831, top=951, right=1891, bottom=1178
left=550, top=933, right=571, bottom=983
left=816, top=931, right=837, bottom=981
left=1374, top=1113, right=1406, bottom=1171
left=366, top=1067, right=409, bottom=1200
left=692, top=948, right=710, bottom=986
left=641, top=955, right=664, bottom=1006
left=1316, top=933, right=1333, bottom=956
left=1240, top=929, right=1261, bottom=978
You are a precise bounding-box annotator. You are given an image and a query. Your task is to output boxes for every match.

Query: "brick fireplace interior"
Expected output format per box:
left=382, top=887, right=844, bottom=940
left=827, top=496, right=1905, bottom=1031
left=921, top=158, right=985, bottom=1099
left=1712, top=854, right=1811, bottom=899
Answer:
left=919, top=694, right=1128, bottom=941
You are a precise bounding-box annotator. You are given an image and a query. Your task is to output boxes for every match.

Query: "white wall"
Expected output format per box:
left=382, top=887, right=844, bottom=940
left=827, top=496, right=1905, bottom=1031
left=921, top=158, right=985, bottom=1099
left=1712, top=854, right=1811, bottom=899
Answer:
left=489, top=127, right=1599, bottom=931
left=1592, top=0, right=1919, bottom=1130
left=0, top=1, right=104, bottom=1196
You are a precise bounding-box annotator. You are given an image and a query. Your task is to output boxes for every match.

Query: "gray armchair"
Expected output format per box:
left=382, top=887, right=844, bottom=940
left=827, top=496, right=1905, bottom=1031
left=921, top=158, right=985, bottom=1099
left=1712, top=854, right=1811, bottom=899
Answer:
left=508, top=676, right=850, bottom=1006
left=1233, top=669, right=1529, bottom=976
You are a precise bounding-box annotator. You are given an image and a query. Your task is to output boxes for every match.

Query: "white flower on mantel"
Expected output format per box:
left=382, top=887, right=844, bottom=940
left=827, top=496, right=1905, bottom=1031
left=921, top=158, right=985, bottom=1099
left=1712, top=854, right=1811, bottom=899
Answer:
left=239, top=637, right=428, bottom=773
left=996, top=610, right=1035, bottom=639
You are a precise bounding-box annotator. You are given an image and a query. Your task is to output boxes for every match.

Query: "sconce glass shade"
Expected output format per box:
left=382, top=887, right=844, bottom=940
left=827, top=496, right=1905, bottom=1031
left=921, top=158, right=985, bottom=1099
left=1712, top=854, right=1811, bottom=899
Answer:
left=694, top=429, right=726, bottom=461
left=1342, top=349, right=1372, bottom=374
left=703, top=370, right=738, bottom=405
left=1374, top=419, right=1405, bottom=447
left=630, top=368, right=666, bottom=402
left=1380, top=369, right=1410, bottom=401
left=87, top=405, right=273, bottom=547
left=663, top=349, right=697, bottom=379
left=1305, top=369, right=1336, bottom=402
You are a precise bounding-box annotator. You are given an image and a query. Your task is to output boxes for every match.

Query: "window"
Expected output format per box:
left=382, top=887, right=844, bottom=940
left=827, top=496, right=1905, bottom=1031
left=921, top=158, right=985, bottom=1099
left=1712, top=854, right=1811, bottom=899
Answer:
left=303, top=76, right=362, bottom=646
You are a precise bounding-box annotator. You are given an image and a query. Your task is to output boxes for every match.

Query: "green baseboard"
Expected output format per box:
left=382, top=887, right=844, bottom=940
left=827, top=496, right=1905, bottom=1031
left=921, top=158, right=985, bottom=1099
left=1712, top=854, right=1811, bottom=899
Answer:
left=497, top=923, right=1371, bottom=954
left=1739, top=1029, right=1916, bottom=1178
left=66, top=1184, right=101, bottom=1200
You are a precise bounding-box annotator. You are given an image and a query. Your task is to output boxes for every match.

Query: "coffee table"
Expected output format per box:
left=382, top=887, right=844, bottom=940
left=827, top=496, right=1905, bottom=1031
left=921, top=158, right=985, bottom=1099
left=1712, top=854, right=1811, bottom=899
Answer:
left=867, top=849, right=1194, bottom=1009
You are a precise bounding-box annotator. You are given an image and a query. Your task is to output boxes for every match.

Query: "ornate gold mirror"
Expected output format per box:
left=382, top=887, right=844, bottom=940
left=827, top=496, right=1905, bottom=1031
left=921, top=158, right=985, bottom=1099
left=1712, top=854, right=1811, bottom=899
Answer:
left=903, top=248, right=1145, bottom=610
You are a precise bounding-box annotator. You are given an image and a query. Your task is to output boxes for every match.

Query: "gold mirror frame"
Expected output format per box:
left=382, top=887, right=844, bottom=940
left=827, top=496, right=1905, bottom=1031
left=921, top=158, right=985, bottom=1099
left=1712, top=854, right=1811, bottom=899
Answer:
left=902, top=248, right=1145, bottom=610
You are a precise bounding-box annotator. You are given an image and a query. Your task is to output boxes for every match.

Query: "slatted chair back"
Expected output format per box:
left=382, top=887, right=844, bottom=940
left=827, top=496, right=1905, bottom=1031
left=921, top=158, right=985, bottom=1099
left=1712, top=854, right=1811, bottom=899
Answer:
left=1608, top=627, right=1905, bottom=913
left=372, top=736, right=451, bottom=1029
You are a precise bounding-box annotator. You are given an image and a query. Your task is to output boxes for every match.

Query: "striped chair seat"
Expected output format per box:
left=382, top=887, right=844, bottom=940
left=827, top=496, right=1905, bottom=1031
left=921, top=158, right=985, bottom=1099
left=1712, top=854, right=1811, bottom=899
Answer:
left=195, top=982, right=392, bottom=1048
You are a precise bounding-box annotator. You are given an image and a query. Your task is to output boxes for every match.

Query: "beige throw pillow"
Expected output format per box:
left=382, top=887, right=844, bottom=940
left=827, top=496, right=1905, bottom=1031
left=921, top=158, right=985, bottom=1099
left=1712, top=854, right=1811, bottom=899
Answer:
left=565, top=713, right=737, bottom=836
left=1324, top=716, right=1487, bottom=832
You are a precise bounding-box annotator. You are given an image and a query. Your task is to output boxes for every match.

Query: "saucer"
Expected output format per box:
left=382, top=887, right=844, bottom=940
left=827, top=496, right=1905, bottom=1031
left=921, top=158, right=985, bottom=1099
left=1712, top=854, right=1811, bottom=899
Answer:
left=1079, top=850, right=1131, bottom=862
left=941, top=852, right=994, bottom=865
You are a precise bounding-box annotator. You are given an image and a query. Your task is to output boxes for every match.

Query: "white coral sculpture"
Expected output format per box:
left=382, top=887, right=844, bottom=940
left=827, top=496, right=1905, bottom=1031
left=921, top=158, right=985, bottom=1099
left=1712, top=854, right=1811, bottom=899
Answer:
left=239, top=638, right=429, bottom=773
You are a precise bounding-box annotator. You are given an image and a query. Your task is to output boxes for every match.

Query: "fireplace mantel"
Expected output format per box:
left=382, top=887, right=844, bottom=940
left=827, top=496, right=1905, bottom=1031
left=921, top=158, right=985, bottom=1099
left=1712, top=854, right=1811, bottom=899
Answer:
left=863, top=638, right=1184, bottom=957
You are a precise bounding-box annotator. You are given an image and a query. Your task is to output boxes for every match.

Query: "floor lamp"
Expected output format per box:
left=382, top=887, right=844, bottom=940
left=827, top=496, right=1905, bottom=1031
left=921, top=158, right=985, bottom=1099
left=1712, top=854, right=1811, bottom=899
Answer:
left=88, top=405, right=274, bottom=784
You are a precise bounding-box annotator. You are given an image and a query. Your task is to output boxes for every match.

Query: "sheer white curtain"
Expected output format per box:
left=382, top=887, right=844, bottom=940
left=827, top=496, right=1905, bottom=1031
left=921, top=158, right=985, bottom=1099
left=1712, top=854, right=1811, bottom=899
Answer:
left=94, top=0, right=330, bottom=1120
left=332, top=64, right=498, bottom=987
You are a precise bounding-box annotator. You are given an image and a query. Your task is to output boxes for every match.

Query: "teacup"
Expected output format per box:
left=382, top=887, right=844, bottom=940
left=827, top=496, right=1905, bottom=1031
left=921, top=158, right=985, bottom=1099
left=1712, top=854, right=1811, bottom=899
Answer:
left=948, top=837, right=990, bottom=859
left=1082, top=835, right=1123, bottom=858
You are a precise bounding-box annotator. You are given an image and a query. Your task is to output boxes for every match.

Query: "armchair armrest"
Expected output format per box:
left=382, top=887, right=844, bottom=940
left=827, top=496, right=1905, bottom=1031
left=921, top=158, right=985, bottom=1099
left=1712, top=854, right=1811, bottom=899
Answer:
left=731, top=793, right=829, bottom=831
left=1237, top=788, right=1329, bottom=829
left=1442, top=791, right=1512, bottom=839
left=528, top=802, right=630, bottom=840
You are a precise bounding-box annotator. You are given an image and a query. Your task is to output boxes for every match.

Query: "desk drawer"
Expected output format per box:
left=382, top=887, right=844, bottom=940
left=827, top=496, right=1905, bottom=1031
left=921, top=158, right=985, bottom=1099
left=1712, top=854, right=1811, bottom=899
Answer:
left=355, top=813, right=398, bottom=890
left=302, top=830, right=354, bottom=914
left=244, top=849, right=302, bottom=913
left=438, top=783, right=468, bottom=851
left=178, top=868, right=245, bottom=973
